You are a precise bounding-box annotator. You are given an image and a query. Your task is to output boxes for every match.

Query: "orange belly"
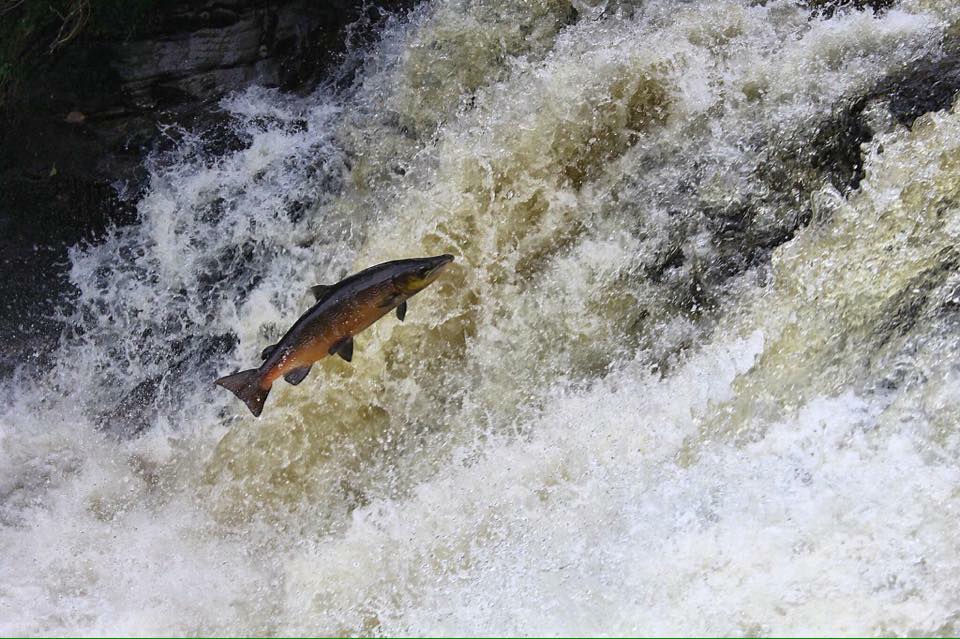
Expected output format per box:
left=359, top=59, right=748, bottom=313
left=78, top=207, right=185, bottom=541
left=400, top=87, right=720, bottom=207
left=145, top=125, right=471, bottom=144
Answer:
left=262, top=298, right=393, bottom=386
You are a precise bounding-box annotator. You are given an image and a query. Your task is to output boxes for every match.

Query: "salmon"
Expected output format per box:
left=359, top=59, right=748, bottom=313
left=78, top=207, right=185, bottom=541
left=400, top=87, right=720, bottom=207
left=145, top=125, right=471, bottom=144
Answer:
left=215, top=254, right=454, bottom=416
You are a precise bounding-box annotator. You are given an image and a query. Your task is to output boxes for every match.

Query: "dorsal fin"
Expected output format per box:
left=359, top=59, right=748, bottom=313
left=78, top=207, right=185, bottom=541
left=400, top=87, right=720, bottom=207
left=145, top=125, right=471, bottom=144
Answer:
left=309, top=284, right=335, bottom=302
left=260, top=344, right=278, bottom=360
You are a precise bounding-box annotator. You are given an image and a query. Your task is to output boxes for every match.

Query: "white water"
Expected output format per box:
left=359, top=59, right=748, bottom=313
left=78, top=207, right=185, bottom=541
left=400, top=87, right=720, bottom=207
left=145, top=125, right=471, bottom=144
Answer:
left=3, top=0, right=960, bottom=635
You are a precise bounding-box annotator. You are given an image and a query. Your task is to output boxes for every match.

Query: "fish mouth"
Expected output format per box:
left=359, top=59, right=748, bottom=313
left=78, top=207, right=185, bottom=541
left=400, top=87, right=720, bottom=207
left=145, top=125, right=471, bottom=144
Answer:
left=395, top=254, right=456, bottom=294
left=427, top=253, right=455, bottom=275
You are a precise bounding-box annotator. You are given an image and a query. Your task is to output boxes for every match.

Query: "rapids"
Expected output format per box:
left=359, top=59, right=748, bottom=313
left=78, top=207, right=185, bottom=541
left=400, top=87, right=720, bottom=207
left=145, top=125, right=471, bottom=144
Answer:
left=3, top=0, right=960, bottom=634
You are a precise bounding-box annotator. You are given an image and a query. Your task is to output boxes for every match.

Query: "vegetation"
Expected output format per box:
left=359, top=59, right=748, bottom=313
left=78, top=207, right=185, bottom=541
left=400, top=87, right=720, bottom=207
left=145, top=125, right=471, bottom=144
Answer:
left=0, top=0, right=157, bottom=107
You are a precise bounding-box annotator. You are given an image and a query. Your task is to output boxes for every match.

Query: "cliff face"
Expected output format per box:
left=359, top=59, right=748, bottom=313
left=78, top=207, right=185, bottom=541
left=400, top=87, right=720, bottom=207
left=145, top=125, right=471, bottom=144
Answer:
left=0, top=0, right=408, bottom=368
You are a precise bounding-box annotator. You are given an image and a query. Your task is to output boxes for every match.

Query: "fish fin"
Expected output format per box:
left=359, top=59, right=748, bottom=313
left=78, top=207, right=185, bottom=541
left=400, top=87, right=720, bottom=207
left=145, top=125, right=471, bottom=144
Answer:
left=330, top=336, right=353, bottom=362
left=260, top=344, right=277, bottom=360
left=215, top=368, right=270, bottom=417
left=284, top=365, right=312, bottom=385
left=309, top=284, right=334, bottom=302
left=396, top=301, right=407, bottom=321
left=378, top=292, right=403, bottom=308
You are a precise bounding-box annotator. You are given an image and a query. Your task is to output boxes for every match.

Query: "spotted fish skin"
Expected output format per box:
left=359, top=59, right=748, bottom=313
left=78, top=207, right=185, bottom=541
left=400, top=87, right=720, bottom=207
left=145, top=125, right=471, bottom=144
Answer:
left=215, top=254, right=454, bottom=416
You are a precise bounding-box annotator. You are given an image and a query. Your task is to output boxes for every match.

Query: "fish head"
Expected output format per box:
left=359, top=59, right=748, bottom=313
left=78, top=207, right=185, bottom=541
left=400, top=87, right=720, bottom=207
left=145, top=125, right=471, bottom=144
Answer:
left=392, top=254, right=455, bottom=295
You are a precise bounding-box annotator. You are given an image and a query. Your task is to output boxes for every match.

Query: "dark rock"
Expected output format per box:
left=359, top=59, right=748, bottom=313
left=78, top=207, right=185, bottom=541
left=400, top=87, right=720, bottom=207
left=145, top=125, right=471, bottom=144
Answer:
left=97, top=332, right=238, bottom=436
left=880, top=51, right=960, bottom=127
left=745, top=43, right=960, bottom=249
left=802, top=0, right=897, bottom=19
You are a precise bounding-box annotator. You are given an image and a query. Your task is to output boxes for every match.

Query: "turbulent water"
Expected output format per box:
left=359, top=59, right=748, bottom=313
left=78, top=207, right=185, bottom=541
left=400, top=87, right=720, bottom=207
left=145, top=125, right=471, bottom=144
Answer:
left=4, top=0, right=960, bottom=634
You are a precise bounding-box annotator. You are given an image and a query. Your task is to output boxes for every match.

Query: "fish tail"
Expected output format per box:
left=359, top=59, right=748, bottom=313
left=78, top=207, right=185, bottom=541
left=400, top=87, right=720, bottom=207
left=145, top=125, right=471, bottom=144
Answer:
left=215, top=368, right=270, bottom=417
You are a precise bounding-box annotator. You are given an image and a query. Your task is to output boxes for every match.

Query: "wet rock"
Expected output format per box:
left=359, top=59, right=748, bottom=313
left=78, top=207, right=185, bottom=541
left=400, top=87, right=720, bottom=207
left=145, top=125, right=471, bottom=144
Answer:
left=97, top=332, right=238, bottom=436
left=802, top=0, right=897, bottom=19
left=651, top=40, right=960, bottom=344
left=755, top=45, right=960, bottom=230
left=879, top=51, right=960, bottom=127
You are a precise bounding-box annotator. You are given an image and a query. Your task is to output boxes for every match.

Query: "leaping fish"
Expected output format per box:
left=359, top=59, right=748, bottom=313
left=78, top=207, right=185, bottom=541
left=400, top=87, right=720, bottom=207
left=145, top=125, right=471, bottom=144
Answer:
left=216, top=254, right=454, bottom=416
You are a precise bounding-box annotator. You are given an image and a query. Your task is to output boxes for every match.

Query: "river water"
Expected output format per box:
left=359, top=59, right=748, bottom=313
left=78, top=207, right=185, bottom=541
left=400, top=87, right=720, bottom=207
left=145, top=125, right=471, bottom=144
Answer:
left=3, top=0, right=960, bottom=635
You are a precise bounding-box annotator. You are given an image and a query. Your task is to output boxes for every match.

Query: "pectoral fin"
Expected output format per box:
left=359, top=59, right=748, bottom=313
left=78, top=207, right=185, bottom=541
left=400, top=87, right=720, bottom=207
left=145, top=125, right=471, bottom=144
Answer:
left=329, top=336, right=353, bottom=362
left=396, top=301, right=407, bottom=321
left=309, top=284, right=334, bottom=302
left=379, top=292, right=403, bottom=308
left=284, top=365, right=312, bottom=385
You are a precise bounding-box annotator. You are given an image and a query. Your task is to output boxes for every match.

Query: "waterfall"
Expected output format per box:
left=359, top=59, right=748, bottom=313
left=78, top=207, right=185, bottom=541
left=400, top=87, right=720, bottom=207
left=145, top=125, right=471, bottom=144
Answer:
left=2, top=0, right=960, bottom=634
